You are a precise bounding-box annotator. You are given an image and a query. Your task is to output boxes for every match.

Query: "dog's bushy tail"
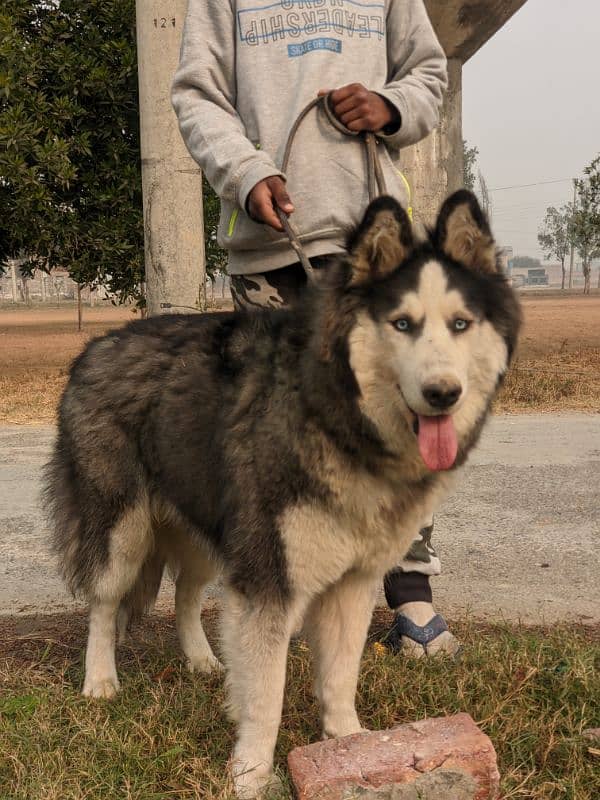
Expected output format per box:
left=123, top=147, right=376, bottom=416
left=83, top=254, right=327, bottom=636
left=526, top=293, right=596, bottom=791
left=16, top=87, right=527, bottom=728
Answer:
left=43, top=440, right=91, bottom=597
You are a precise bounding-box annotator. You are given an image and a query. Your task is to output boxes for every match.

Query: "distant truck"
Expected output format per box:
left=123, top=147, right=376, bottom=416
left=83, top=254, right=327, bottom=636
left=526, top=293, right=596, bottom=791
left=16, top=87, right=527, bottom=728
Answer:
left=510, top=268, right=549, bottom=288
left=526, top=268, right=549, bottom=286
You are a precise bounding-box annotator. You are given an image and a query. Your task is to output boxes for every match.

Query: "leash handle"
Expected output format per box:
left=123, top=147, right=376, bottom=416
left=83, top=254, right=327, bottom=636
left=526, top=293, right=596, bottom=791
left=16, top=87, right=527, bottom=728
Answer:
left=277, top=92, right=387, bottom=280
left=276, top=208, right=315, bottom=279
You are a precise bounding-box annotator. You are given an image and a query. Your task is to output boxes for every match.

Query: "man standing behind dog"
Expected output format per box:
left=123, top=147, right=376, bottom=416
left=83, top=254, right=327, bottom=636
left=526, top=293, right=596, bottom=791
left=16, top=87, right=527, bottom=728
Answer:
left=172, top=0, right=458, bottom=656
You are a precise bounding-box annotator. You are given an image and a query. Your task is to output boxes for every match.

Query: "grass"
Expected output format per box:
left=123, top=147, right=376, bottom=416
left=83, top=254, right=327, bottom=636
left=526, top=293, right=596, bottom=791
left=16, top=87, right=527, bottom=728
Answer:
left=0, top=370, right=67, bottom=425
left=1, top=610, right=598, bottom=799
left=496, top=348, right=600, bottom=414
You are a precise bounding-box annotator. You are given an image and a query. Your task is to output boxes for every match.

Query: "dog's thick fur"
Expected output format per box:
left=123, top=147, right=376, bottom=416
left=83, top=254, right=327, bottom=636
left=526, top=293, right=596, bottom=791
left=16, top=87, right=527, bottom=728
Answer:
left=45, top=190, right=520, bottom=797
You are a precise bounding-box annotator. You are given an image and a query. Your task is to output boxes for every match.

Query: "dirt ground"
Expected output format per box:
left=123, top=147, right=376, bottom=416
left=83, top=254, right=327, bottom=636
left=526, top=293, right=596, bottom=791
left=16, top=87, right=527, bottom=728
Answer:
left=0, top=304, right=138, bottom=424
left=0, top=293, right=599, bottom=424
left=517, top=293, right=600, bottom=354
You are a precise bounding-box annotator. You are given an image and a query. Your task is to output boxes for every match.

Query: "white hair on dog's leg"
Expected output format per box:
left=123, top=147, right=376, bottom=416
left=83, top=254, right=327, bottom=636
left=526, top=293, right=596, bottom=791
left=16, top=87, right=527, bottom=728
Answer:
left=83, top=598, right=121, bottom=698
left=222, top=586, right=305, bottom=798
left=82, top=498, right=153, bottom=698
left=175, top=557, right=222, bottom=674
left=305, top=570, right=379, bottom=739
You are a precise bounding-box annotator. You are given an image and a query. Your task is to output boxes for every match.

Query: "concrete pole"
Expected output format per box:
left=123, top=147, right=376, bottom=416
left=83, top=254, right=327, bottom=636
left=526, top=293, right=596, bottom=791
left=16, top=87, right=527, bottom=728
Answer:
left=39, top=271, right=47, bottom=302
left=400, top=59, right=463, bottom=232
left=136, top=1, right=206, bottom=316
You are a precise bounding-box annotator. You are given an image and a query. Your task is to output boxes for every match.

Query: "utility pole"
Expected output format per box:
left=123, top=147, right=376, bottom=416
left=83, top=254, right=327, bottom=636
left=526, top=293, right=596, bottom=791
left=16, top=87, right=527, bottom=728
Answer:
left=135, top=1, right=206, bottom=316
left=568, top=179, right=577, bottom=290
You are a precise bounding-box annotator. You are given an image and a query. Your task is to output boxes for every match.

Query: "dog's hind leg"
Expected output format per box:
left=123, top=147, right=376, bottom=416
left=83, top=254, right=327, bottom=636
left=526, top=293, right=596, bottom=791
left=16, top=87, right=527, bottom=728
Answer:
left=117, top=547, right=166, bottom=643
left=84, top=598, right=122, bottom=698
left=221, top=587, right=304, bottom=799
left=305, top=570, right=379, bottom=739
left=174, top=545, right=221, bottom=674
left=83, top=499, right=153, bottom=698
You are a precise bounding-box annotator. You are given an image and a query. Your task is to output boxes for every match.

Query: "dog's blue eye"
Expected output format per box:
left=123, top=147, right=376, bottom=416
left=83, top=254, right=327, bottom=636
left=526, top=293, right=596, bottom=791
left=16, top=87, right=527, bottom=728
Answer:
left=453, top=318, right=470, bottom=332
left=393, top=318, right=410, bottom=332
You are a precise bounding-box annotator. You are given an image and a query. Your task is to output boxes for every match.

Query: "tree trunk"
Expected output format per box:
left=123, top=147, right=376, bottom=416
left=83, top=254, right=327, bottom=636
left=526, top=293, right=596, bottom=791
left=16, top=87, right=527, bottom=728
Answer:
left=10, top=261, right=18, bottom=302
left=583, top=264, right=591, bottom=295
left=560, top=259, right=566, bottom=291
left=19, top=277, right=30, bottom=303
left=77, top=285, right=83, bottom=331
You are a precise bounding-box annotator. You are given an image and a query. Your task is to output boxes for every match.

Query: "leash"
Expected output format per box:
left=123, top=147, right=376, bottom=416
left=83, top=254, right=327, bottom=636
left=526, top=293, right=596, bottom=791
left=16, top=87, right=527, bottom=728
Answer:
left=275, top=93, right=388, bottom=281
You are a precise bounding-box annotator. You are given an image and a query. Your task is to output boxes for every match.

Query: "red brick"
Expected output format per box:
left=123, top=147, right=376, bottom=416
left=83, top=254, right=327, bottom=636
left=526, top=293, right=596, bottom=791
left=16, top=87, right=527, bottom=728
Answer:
left=582, top=728, right=600, bottom=743
left=287, top=713, right=499, bottom=800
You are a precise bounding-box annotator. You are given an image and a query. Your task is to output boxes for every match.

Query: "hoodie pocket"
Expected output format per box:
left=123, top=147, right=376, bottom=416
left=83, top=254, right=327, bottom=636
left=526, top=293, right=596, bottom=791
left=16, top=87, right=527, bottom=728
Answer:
left=227, top=208, right=239, bottom=238
left=218, top=198, right=285, bottom=251
left=397, top=170, right=413, bottom=222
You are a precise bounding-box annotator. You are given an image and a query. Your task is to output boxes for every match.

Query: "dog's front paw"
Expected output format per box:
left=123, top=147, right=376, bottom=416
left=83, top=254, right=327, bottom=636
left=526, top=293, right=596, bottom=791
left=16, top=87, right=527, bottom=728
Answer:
left=187, top=652, right=223, bottom=675
left=322, top=712, right=365, bottom=739
left=82, top=675, right=120, bottom=699
left=231, top=759, right=281, bottom=799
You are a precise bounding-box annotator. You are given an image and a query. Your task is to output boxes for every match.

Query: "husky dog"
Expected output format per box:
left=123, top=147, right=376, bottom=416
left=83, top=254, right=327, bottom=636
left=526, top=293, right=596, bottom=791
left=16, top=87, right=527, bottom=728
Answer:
left=45, top=190, right=520, bottom=797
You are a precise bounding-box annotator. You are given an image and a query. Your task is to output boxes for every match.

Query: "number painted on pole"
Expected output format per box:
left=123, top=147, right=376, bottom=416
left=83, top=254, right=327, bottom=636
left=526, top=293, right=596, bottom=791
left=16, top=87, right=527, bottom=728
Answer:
left=153, top=18, right=176, bottom=28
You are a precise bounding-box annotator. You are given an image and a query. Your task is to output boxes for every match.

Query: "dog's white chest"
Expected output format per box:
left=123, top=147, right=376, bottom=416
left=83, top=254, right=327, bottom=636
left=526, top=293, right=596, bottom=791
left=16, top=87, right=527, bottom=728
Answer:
left=279, top=497, right=422, bottom=597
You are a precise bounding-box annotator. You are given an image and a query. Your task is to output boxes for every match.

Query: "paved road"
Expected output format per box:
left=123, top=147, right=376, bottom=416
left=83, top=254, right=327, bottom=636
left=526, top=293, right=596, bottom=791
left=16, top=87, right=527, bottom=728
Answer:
left=1, top=416, right=598, bottom=623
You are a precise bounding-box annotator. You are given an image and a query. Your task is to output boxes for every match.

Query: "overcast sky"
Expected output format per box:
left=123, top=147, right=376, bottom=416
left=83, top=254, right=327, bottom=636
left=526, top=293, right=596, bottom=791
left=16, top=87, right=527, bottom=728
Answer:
left=462, top=0, right=599, bottom=260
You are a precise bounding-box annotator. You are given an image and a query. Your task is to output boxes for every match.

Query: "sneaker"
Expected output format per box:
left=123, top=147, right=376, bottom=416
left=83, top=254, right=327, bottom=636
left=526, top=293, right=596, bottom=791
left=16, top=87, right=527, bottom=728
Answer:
left=384, top=602, right=461, bottom=657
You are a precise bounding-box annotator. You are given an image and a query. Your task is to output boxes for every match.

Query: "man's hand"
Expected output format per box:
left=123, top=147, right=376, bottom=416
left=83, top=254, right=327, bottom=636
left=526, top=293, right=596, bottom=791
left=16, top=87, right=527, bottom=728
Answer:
left=247, top=176, right=294, bottom=231
left=319, top=84, right=400, bottom=133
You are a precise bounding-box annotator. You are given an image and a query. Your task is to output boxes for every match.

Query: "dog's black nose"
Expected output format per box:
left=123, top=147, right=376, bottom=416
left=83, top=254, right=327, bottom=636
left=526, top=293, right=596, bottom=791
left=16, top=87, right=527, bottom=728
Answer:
left=422, top=382, right=462, bottom=410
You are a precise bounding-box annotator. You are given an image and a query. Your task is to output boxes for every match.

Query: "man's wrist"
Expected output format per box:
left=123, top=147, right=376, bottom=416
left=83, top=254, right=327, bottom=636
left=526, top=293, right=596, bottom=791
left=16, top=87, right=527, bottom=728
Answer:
left=378, top=95, right=402, bottom=134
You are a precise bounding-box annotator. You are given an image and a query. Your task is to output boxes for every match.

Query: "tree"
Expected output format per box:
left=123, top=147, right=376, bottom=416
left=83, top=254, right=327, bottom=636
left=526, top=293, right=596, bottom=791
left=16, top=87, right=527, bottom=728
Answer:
left=1, top=3, right=230, bottom=306
left=477, top=171, right=492, bottom=221
left=0, top=1, right=143, bottom=301
left=462, top=140, right=478, bottom=191
left=202, top=176, right=228, bottom=305
left=583, top=154, right=600, bottom=222
left=573, top=156, right=600, bottom=294
left=203, top=177, right=227, bottom=278
left=538, top=205, right=572, bottom=290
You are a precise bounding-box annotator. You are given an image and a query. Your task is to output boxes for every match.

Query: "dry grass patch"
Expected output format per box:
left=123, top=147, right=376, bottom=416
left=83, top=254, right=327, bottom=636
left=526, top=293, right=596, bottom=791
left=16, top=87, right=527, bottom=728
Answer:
left=497, top=347, right=600, bottom=413
left=0, top=304, right=136, bottom=424
left=495, top=293, right=600, bottom=413
left=1, top=294, right=599, bottom=423
left=0, top=610, right=598, bottom=799
left=0, top=370, right=69, bottom=425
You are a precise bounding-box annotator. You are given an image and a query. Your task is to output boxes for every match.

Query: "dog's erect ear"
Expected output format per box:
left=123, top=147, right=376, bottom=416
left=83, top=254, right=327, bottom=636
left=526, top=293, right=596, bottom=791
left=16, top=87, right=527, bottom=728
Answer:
left=435, top=190, right=497, bottom=274
left=346, top=196, right=413, bottom=286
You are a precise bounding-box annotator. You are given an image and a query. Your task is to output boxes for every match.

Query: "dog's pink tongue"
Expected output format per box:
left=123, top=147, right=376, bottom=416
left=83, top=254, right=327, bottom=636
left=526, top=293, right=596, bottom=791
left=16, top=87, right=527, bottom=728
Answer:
left=417, top=415, right=458, bottom=471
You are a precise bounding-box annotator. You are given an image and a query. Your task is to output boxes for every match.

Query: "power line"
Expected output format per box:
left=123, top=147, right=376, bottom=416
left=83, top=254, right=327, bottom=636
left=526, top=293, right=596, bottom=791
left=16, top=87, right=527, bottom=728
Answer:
left=492, top=205, right=541, bottom=216
left=489, top=178, right=573, bottom=192
left=492, top=226, right=542, bottom=232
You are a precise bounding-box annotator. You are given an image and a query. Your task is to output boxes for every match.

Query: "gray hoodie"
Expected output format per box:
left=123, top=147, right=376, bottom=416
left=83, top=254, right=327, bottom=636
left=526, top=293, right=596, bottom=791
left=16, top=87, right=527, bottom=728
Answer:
left=172, top=0, right=447, bottom=274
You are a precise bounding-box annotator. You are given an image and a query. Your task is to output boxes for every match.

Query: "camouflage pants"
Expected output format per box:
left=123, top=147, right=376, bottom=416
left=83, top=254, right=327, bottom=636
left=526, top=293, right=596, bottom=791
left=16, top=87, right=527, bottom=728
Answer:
left=230, top=260, right=442, bottom=586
